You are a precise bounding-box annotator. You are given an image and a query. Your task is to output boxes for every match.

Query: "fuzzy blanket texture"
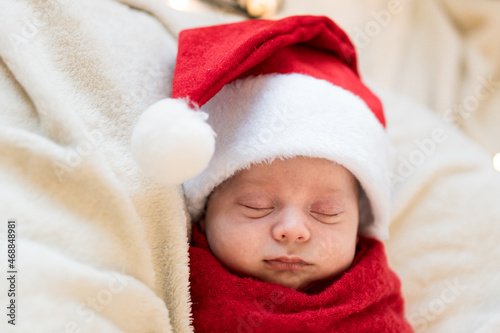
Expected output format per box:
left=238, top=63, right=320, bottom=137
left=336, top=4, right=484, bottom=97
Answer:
left=0, top=0, right=499, bottom=332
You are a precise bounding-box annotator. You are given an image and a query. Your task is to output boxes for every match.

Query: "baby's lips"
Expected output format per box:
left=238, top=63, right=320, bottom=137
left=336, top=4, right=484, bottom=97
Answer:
left=264, top=256, right=311, bottom=271
left=268, top=256, right=309, bottom=264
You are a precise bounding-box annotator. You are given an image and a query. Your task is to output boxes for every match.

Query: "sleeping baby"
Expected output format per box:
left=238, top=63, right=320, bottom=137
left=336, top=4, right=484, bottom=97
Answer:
left=176, top=15, right=414, bottom=332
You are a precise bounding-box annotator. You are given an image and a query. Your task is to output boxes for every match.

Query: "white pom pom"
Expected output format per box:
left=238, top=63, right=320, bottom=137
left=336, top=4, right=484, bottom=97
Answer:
left=131, top=98, right=216, bottom=185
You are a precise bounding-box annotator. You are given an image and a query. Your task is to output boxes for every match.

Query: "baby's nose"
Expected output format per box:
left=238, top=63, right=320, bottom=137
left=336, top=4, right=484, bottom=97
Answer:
left=271, top=208, right=311, bottom=243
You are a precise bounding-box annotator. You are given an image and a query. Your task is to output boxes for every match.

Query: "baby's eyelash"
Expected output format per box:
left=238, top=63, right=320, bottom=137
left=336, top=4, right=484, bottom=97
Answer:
left=312, top=212, right=340, bottom=217
left=243, top=205, right=273, bottom=210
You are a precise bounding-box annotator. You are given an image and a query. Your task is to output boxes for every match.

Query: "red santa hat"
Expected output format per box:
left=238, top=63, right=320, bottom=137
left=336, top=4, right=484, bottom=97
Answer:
left=131, top=15, right=393, bottom=240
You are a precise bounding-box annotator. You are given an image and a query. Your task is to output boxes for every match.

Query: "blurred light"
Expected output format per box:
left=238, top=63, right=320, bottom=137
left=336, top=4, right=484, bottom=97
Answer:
left=247, top=0, right=281, bottom=17
left=494, top=153, right=500, bottom=172
left=166, top=0, right=193, bottom=11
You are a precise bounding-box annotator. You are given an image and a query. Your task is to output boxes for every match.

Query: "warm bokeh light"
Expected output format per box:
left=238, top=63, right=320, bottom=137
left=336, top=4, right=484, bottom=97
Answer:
left=493, top=153, right=500, bottom=172
left=247, top=0, right=281, bottom=17
left=166, top=0, right=194, bottom=11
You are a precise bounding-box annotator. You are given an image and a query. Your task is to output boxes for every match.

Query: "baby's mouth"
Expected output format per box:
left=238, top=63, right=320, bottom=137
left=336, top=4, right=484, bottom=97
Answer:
left=264, top=256, right=311, bottom=271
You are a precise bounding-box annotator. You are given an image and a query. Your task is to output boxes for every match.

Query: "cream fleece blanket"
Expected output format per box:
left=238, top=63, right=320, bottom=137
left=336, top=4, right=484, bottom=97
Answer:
left=0, top=0, right=499, bottom=333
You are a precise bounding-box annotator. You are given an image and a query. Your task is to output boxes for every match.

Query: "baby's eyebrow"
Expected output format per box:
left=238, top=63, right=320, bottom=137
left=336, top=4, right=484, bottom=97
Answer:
left=235, top=177, right=271, bottom=188
left=315, top=187, right=348, bottom=195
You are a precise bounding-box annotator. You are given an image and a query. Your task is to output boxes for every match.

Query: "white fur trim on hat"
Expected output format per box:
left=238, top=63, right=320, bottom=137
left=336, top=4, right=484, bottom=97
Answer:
left=182, top=73, right=394, bottom=240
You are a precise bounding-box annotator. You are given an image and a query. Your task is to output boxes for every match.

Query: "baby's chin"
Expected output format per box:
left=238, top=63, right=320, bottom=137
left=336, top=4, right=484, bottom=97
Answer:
left=260, top=274, right=318, bottom=292
left=225, top=263, right=338, bottom=291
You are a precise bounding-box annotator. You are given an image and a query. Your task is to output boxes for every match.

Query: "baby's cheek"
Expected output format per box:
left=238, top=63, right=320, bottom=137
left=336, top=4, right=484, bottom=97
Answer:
left=315, top=238, right=356, bottom=276
left=331, top=243, right=356, bottom=272
left=208, top=232, right=251, bottom=270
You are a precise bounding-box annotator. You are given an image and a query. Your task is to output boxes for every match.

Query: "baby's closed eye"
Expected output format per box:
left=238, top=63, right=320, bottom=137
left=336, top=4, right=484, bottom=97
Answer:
left=311, top=211, right=341, bottom=217
left=310, top=211, right=344, bottom=224
left=239, top=204, right=274, bottom=218
left=309, top=200, right=345, bottom=223
left=236, top=195, right=275, bottom=218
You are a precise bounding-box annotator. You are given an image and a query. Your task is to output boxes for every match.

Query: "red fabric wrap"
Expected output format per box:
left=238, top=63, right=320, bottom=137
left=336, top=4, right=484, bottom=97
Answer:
left=189, top=226, right=413, bottom=332
left=174, top=15, right=385, bottom=127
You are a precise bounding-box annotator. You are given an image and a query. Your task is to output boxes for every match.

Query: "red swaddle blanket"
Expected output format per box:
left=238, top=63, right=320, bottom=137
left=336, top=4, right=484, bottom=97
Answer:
left=189, top=226, right=413, bottom=332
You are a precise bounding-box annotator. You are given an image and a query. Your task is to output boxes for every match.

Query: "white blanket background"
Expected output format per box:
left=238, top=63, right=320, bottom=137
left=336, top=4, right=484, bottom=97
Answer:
left=0, top=0, right=499, bottom=332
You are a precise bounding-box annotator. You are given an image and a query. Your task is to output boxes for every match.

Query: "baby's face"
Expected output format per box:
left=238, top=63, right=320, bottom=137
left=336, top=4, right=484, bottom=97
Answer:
left=200, top=157, right=359, bottom=291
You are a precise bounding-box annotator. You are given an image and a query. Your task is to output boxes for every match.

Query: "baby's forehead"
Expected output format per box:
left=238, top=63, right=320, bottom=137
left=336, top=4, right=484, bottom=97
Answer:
left=213, top=158, right=357, bottom=196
